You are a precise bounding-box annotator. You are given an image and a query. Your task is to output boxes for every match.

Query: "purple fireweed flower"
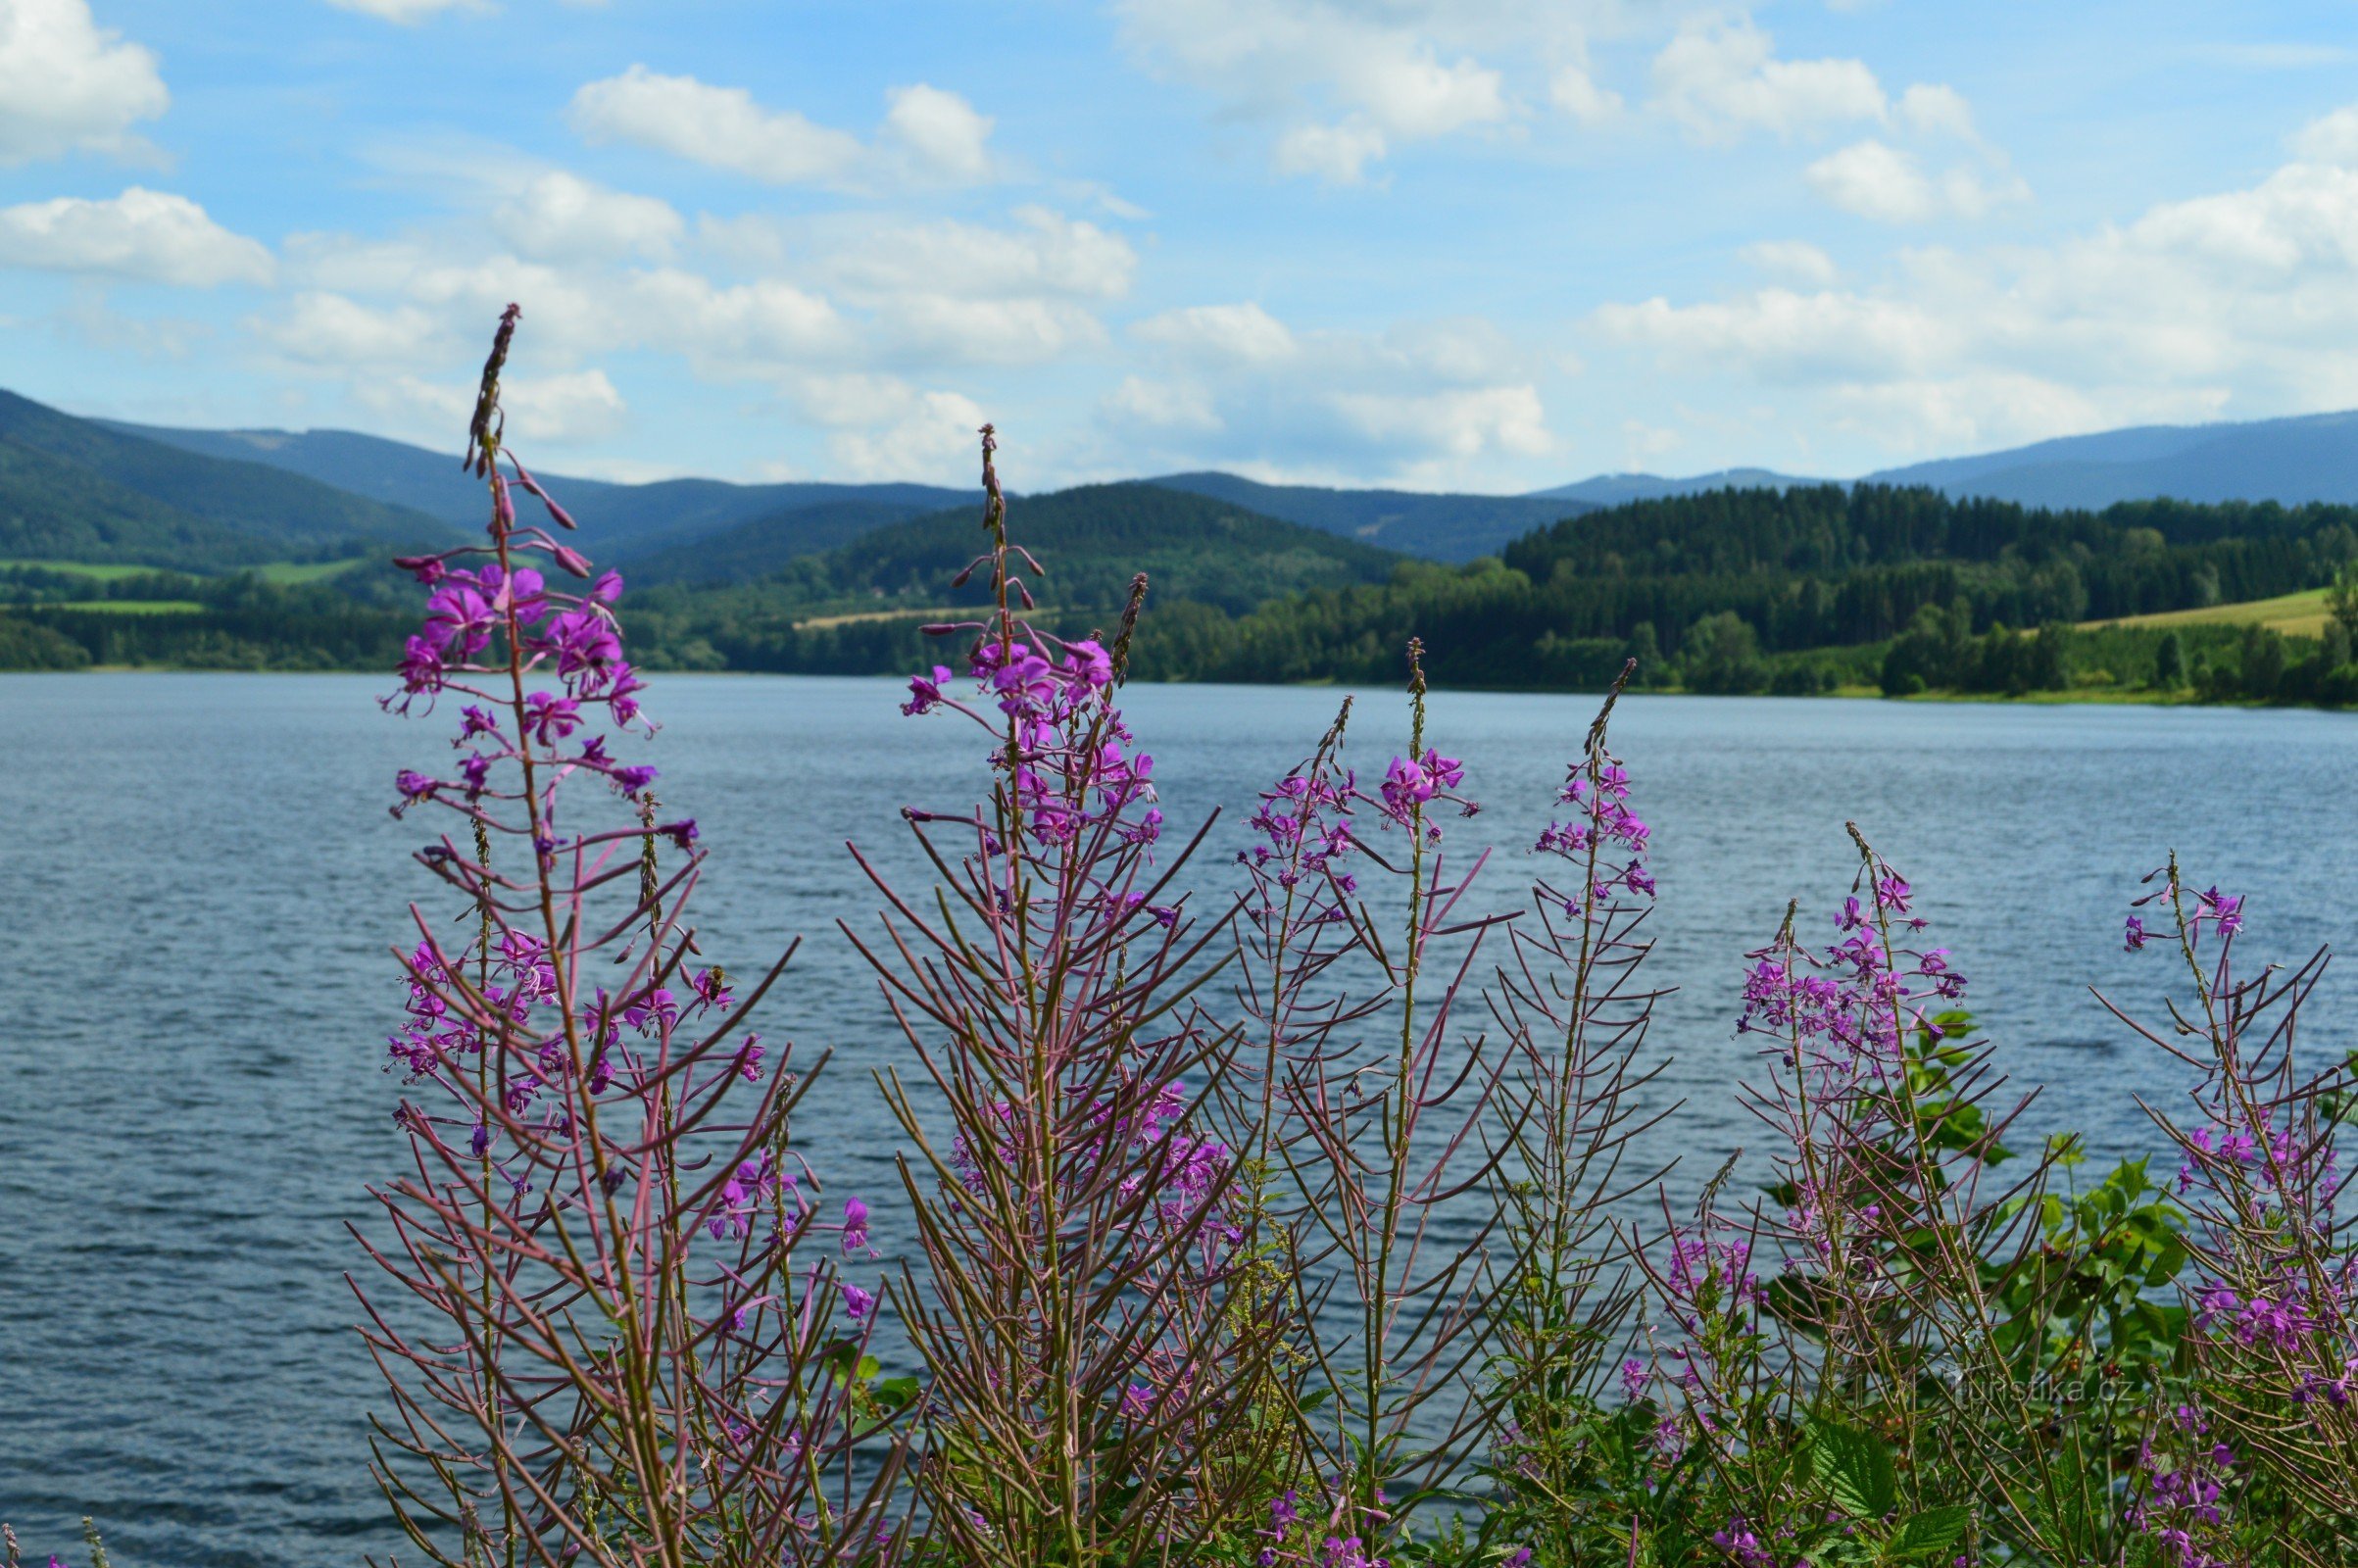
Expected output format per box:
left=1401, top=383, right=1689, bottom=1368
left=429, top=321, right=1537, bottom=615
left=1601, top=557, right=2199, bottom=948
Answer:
left=2195, top=886, right=2244, bottom=936
left=903, top=663, right=955, bottom=716
left=660, top=818, right=698, bottom=852
left=843, top=1284, right=876, bottom=1322
left=843, top=1196, right=871, bottom=1251
left=520, top=691, right=581, bottom=746
left=2126, top=913, right=2150, bottom=951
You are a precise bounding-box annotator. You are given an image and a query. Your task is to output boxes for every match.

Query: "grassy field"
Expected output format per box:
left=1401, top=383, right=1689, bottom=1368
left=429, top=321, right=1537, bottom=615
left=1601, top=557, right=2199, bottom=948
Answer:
left=0, top=559, right=162, bottom=580
left=2082, top=586, right=2333, bottom=638
left=52, top=600, right=209, bottom=614
left=2, top=557, right=368, bottom=585
left=255, top=558, right=368, bottom=584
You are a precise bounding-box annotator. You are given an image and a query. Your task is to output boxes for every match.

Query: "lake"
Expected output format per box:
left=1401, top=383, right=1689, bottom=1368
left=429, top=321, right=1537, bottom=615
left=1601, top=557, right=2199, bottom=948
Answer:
left=3, top=672, right=2351, bottom=1567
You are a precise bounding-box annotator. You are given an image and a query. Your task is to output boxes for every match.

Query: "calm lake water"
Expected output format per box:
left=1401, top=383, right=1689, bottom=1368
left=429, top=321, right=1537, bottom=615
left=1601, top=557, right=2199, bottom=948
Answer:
left=3, top=671, right=2352, bottom=1566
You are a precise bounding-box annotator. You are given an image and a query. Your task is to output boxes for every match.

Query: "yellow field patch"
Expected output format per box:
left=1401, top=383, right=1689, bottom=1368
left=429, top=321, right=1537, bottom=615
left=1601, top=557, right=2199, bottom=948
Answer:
left=2082, top=587, right=2333, bottom=639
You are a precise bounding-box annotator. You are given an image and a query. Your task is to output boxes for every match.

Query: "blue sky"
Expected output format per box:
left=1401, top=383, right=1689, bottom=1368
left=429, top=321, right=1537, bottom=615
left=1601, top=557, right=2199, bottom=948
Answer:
left=3, top=0, right=2357, bottom=492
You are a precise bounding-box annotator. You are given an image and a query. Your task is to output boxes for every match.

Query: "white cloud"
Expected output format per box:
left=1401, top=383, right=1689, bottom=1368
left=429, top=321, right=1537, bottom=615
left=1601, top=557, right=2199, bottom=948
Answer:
left=1114, top=298, right=1558, bottom=485
left=493, top=172, right=680, bottom=262
left=569, top=66, right=865, bottom=185
left=2292, top=104, right=2358, bottom=168
left=1132, top=302, right=1298, bottom=365
left=323, top=0, right=485, bottom=21
left=258, top=291, right=450, bottom=367
left=1651, top=15, right=1886, bottom=143
left=880, top=295, right=1107, bottom=366
left=1896, top=82, right=1977, bottom=140
left=1740, top=238, right=1839, bottom=285
left=880, top=82, right=996, bottom=183
left=1806, top=139, right=2028, bottom=223
left=1104, top=374, right=1222, bottom=432
left=1594, top=149, right=2358, bottom=459
left=1332, top=383, right=1553, bottom=458
left=1597, top=286, right=1954, bottom=383
left=0, top=187, right=272, bottom=284
left=0, top=0, right=169, bottom=166
left=1114, top=0, right=1559, bottom=183
left=824, top=386, right=989, bottom=483
left=1274, top=120, right=1390, bottom=184
left=360, top=368, right=628, bottom=445
left=823, top=206, right=1134, bottom=302
left=1550, top=57, right=1622, bottom=125
left=567, top=67, right=998, bottom=191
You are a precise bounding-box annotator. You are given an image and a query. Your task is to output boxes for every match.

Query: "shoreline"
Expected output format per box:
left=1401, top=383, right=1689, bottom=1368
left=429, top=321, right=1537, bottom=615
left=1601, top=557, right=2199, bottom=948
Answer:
left=0, top=662, right=2309, bottom=712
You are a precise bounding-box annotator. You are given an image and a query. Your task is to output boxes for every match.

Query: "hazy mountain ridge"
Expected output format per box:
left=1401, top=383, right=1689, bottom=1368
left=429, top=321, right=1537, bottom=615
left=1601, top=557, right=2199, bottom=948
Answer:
left=26, top=396, right=2358, bottom=584
left=99, top=418, right=979, bottom=558
left=1144, top=471, right=1589, bottom=562
left=0, top=392, right=460, bottom=569
left=1545, top=410, right=2358, bottom=514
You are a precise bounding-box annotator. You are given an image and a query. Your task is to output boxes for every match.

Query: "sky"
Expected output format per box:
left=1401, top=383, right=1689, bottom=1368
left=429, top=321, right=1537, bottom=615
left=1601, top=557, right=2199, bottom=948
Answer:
left=3, top=0, right=2357, bottom=493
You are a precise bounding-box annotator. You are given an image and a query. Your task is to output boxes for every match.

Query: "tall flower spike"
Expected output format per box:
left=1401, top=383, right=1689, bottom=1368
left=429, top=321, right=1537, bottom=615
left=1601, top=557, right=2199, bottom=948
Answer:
left=359, top=306, right=909, bottom=1567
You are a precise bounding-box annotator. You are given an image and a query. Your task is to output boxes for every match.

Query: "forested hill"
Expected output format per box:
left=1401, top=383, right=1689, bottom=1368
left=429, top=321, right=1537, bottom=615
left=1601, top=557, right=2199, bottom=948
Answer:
left=14, top=479, right=2358, bottom=712
left=0, top=391, right=456, bottom=565
left=1124, top=483, right=2358, bottom=690
left=635, top=480, right=1400, bottom=618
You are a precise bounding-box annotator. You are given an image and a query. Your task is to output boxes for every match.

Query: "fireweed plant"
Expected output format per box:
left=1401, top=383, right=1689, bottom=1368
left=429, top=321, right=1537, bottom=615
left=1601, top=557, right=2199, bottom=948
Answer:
left=357, top=308, right=909, bottom=1568
left=287, top=307, right=2358, bottom=1568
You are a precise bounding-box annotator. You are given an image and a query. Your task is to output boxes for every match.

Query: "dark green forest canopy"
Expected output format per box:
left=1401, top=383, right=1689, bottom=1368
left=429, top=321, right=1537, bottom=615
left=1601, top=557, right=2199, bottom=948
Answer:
left=10, top=481, right=2358, bottom=710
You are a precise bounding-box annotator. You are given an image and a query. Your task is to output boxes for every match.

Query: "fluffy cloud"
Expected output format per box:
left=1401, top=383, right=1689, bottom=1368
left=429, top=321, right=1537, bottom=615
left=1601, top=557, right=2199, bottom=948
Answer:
left=1131, top=302, right=1298, bottom=365
left=359, top=368, right=628, bottom=445
left=822, top=207, right=1134, bottom=303
left=1115, top=0, right=1608, bottom=183
left=0, top=187, right=272, bottom=284
left=493, top=172, right=681, bottom=262
left=1650, top=15, right=1886, bottom=143
left=819, top=384, right=990, bottom=483
left=1330, top=383, right=1552, bottom=458
left=567, top=68, right=998, bottom=191
left=1274, top=120, right=1390, bottom=184
left=569, top=67, right=863, bottom=184
left=880, top=82, right=996, bottom=183
left=259, top=290, right=451, bottom=367
left=2292, top=103, right=2358, bottom=167
left=1595, top=146, right=2358, bottom=457
left=1113, top=301, right=1557, bottom=484
left=1805, top=139, right=2027, bottom=223
left=0, top=0, right=169, bottom=166
left=1103, top=374, right=1222, bottom=433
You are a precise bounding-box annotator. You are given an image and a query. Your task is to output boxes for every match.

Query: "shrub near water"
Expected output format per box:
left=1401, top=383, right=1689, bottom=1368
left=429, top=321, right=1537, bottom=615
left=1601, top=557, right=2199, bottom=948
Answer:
left=18, top=306, right=2358, bottom=1566
left=356, top=315, right=2358, bottom=1567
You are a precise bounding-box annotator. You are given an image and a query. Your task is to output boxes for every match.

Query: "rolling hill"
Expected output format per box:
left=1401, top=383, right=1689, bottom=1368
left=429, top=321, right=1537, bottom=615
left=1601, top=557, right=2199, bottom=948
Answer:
left=640, top=480, right=1405, bottom=618
left=0, top=392, right=455, bottom=561
left=1864, top=410, right=2358, bottom=511
left=1530, top=409, right=2358, bottom=514
left=101, top=418, right=978, bottom=557
left=1525, top=467, right=1818, bottom=506
left=1144, top=471, right=1586, bottom=562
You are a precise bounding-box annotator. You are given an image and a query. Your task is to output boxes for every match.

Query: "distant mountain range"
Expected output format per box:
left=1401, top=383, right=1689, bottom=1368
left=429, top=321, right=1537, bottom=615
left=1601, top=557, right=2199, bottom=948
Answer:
left=10, top=393, right=2358, bottom=584
left=103, top=420, right=1589, bottom=564
left=1539, top=409, right=2358, bottom=513
left=1527, top=467, right=1813, bottom=506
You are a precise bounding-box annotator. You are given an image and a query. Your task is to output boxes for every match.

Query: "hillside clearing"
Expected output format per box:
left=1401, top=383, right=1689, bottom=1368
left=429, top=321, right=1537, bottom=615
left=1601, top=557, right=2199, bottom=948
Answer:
left=2081, top=587, right=2333, bottom=638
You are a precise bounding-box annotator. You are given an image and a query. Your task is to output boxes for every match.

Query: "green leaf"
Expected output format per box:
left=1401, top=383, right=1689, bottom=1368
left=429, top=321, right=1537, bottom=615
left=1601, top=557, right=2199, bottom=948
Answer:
left=1808, top=1418, right=1897, bottom=1518
left=1885, top=1505, right=1970, bottom=1561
